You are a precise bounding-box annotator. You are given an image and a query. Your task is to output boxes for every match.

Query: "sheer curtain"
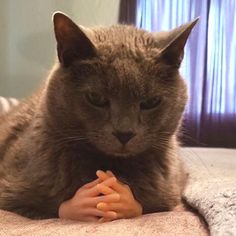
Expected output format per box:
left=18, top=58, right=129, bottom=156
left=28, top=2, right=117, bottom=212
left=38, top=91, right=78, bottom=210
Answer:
left=119, top=0, right=236, bottom=147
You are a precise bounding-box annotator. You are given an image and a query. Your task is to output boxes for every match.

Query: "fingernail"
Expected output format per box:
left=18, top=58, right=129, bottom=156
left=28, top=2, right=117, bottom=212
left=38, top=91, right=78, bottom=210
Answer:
left=108, top=211, right=117, bottom=218
left=107, top=170, right=114, bottom=176
left=97, top=202, right=106, bottom=209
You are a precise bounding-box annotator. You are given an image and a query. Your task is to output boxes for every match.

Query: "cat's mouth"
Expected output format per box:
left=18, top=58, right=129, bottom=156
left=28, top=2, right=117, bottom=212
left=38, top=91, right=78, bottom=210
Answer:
left=112, top=151, right=134, bottom=158
left=86, top=141, right=135, bottom=158
left=88, top=138, right=142, bottom=158
left=94, top=144, right=136, bottom=158
left=105, top=146, right=138, bottom=158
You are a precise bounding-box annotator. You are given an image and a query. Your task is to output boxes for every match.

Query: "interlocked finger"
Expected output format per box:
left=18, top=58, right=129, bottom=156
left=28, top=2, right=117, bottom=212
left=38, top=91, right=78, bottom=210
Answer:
left=81, top=208, right=107, bottom=217
left=98, top=211, right=118, bottom=223
left=106, top=170, right=115, bottom=177
left=83, top=193, right=120, bottom=207
left=97, top=183, right=116, bottom=195
left=96, top=170, right=110, bottom=181
left=80, top=178, right=101, bottom=190
left=80, top=177, right=117, bottom=197
left=97, top=202, right=123, bottom=212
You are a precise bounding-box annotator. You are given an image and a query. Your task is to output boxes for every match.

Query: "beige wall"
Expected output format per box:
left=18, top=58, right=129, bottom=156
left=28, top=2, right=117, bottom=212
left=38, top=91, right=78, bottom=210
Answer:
left=0, top=0, right=120, bottom=98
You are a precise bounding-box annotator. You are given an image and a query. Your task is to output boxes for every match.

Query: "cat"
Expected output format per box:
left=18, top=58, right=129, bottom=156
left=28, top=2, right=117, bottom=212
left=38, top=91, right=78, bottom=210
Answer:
left=0, top=12, right=198, bottom=219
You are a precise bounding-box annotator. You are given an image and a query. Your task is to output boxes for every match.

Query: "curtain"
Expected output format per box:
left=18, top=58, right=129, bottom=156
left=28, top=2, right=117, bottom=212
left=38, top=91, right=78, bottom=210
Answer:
left=119, top=0, right=236, bottom=148
left=119, top=0, right=137, bottom=24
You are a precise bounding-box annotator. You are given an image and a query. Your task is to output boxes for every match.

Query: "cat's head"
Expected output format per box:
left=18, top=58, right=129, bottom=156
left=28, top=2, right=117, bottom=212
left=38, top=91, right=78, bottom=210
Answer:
left=46, top=12, right=198, bottom=157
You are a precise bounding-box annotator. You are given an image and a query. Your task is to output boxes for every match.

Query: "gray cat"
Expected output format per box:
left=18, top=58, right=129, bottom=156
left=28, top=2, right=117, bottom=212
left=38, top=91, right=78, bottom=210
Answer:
left=0, top=12, right=198, bottom=219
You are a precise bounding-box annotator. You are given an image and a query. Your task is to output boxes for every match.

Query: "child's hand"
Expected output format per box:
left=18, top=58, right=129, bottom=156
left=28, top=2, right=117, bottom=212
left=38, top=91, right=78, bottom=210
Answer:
left=96, top=170, right=143, bottom=222
left=58, top=177, right=120, bottom=222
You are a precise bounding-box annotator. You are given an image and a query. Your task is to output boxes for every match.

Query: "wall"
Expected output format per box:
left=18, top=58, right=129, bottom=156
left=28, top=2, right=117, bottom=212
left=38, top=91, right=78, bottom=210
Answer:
left=0, top=0, right=120, bottom=98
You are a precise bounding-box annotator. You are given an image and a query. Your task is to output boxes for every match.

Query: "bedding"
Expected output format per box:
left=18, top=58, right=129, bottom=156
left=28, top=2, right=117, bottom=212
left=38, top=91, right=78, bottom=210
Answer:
left=0, top=97, right=235, bottom=235
left=0, top=208, right=207, bottom=236
left=0, top=96, right=19, bottom=114
left=182, top=148, right=236, bottom=235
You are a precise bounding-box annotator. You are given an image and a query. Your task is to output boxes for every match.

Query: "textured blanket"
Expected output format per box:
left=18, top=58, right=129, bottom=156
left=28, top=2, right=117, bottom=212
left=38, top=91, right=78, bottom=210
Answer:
left=0, top=208, right=207, bottom=236
left=182, top=148, right=236, bottom=236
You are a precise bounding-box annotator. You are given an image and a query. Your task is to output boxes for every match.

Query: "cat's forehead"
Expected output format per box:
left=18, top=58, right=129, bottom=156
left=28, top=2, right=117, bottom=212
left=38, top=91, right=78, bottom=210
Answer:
left=75, top=57, right=163, bottom=99
left=86, top=25, right=162, bottom=60
left=93, top=25, right=154, bottom=45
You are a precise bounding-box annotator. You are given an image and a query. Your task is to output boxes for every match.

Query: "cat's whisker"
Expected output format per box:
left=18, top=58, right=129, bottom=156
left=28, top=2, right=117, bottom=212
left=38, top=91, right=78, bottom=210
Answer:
left=53, top=136, right=88, bottom=147
left=54, top=137, right=86, bottom=143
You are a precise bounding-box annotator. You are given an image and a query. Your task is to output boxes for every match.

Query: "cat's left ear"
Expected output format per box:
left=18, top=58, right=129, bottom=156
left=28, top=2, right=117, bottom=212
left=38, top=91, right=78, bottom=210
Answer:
left=159, top=18, right=199, bottom=68
left=53, top=12, right=97, bottom=67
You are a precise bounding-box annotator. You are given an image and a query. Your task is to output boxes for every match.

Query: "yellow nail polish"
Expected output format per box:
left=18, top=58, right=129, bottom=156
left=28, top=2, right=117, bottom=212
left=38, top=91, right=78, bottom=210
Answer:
left=97, top=202, right=106, bottom=209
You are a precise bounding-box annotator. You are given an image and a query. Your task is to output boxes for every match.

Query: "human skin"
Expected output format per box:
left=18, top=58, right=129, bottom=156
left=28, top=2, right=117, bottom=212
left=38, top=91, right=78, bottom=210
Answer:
left=58, top=176, right=119, bottom=222
left=96, top=170, right=143, bottom=222
left=58, top=170, right=143, bottom=222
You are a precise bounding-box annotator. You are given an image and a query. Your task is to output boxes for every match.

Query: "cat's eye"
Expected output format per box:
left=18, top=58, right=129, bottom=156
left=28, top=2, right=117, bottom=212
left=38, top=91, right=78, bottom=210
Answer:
left=86, top=92, right=109, bottom=108
left=140, top=97, right=161, bottom=110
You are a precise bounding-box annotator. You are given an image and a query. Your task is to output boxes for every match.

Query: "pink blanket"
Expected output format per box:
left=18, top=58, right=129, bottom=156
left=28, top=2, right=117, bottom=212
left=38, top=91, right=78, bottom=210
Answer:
left=0, top=208, right=208, bottom=236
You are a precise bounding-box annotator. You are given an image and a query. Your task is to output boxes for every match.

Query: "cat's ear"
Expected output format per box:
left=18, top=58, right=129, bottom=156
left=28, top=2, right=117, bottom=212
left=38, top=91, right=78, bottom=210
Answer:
left=53, top=12, right=96, bottom=67
left=159, top=18, right=199, bottom=68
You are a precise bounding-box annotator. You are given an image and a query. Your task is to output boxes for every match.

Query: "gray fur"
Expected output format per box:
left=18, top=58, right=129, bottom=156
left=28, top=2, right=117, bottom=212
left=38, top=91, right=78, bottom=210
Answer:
left=0, top=13, right=198, bottom=219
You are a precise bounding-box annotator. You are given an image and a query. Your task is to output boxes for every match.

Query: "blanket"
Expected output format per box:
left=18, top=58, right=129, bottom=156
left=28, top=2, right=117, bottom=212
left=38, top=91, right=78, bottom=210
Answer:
left=182, top=148, right=236, bottom=236
left=0, top=208, right=207, bottom=236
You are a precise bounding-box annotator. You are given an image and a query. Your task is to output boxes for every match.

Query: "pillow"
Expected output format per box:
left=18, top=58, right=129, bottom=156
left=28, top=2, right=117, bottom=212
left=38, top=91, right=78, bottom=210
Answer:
left=0, top=96, right=19, bottom=115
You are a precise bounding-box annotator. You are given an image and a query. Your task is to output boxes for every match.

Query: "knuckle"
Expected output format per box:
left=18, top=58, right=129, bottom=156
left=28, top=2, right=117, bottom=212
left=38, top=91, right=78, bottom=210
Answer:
left=76, top=188, right=83, bottom=194
left=123, top=184, right=129, bottom=189
left=97, top=196, right=105, bottom=202
left=122, top=184, right=131, bottom=192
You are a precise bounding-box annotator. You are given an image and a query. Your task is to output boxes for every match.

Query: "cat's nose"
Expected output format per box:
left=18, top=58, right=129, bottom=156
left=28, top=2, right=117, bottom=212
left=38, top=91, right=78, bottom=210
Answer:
left=112, top=131, right=136, bottom=145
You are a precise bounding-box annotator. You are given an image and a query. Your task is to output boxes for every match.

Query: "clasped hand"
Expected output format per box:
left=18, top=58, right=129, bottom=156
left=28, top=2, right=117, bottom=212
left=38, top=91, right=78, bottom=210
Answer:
left=58, top=170, right=142, bottom=222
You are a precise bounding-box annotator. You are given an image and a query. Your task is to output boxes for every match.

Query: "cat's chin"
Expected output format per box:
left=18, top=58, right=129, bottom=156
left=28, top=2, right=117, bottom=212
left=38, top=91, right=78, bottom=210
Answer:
left=111, top=151, right=135, bottom=158
left=103, top=148, right=144, bottom=158
left=86, top=142, right=141, bottom=158
left=98, top=148, right=137, bottom=158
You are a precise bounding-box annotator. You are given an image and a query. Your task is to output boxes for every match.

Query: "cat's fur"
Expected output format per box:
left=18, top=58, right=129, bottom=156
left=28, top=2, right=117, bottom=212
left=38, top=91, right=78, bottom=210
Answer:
left=0, top=13, right=198, bottom=219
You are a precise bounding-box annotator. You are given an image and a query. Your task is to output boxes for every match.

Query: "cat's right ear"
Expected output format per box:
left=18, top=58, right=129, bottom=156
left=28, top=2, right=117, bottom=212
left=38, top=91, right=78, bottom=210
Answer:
left=53, top=12, right=97, bottom=67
